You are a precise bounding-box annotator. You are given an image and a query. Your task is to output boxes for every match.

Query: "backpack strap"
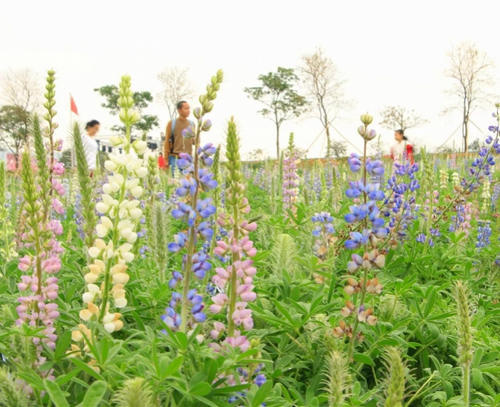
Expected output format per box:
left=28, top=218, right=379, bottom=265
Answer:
left=171, top=119, right=176, bottom=137
left=169, top=119, right=176, bottom=154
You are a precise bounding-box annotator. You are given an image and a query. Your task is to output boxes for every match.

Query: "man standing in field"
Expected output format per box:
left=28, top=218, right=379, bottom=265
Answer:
left=82, top=119, right=100, bottom=177
left=163, top=101, right=194, bottom=177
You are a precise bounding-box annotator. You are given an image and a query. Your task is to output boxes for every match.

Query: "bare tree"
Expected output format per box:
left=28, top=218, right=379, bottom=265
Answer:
left=300, top=48, right=347, bottom=158
left=247, top=148, right=266, bottom=161
left=445, top=42, right=494, bottom=153
left=1, top=68, right=41, bottom=112
left=0, top=69, right=41, bottom=160
left=330, top=140, right=347, bottom=159
left=379, top=105, right=427, bottom=133
left=157, top=67, right=194, bottom=121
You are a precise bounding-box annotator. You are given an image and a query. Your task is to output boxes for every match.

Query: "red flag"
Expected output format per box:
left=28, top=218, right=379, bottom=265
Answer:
left=70, top=94, right=79, bottom=115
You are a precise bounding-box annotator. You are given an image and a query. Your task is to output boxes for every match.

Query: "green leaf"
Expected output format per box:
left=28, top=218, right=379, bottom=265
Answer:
left=212, top=384, right=249, bottom=395
left=376, top=338, right=400, bottom=347
left=159, top=356, right=184, bottom=379
left=55, top=368, right=82, bottom=387
left=353, top=353, right=374, bottom=367
left=54, top=330, right=71, bottom=361
left=190, top=382, right=212, bottom=396
left=204, top=359, right=219, bottom=383
left=251, top=381, right=272, bottom=407
left=176, top=332, right=188, bottom=350
left=79, top=380, right=107, bottom=407
left=44, top=379, right=69, bottom=407
left=70, top=357, right=105, bottom=381
left=191, top=395, right=220, bottom=407
left=17, top=369, right=45, bottom=391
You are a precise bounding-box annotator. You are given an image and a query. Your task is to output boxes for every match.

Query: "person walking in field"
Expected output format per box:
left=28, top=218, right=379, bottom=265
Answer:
left=163, top=101, right=194, bottom=177
left=82, top=120, right=100, bottom=177
left=390, top=129, right=414, bottom=166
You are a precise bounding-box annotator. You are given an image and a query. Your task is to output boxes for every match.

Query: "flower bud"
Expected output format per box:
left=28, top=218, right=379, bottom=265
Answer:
left=204, top=101, right=214, bottom=112
left=71, top=330, right=83, bottom=342
left=201, top=119, right=212, bottom=132
left=84, top=273, right=99, bottom=284
left=133, top=140, right=147, bottom=155
left=129, top=110, right=140, bottom=124
left=88, top=246, right=101, bottom=258
left=193, top=107, right=202, bottom=119
left=104, top=160, right=117, bottom=172
left=96, top=224, right=109, bottom=238
left=79, top=309, right=92, bottom=321
left=182, top=126, right=195, bottom=139
left=135, top=167, right=147, bottom=178
left=357, top=126, right=366, bottom=137
left=360, top=113, right=373, bottom=126
left=112, top=272, right=130, bottom=285
left=129, top=208, right=142, bottom=219
left=115, top=297, right=127, bottom=308
left=110, top=136, right=122, bottom=147
left=104, top=323, right=115, bottom=333
left=82, top=292, right=94, bottom=303
left=130, top=185, right=143, bottom=198
left=96, top=202, right=109, bottom=214
left=365, top=129, right=377, bottom=140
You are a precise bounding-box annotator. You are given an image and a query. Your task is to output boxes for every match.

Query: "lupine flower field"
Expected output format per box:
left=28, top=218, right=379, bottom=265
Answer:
left=0, top=69, right=499, bottom=407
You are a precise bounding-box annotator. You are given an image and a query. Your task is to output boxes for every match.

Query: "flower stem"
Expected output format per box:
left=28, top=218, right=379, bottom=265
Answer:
left=348, top=135, right=368, bottom=361
left=227, top=204, right=240, bottom=337
left=99, top=114, right=131, bottom=322
left=347, top=267, right=367, bottom=362
left=463, top=361, right=470, bottom=407
left=180, top=121, right=202, bottom=333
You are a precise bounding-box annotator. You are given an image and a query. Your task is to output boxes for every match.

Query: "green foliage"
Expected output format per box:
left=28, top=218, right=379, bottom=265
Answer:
left=144, top=154, right=158, bottom=265
left=0, top=105, right=31, bottom=156
left=59, top=149, right=72, bottom=169
left=0, top=162, right=4, bottom=208
left=245, top=67, right=307, bottom=158
left=269, top=233, right=298, bottom=276
left=0, top=103, right=498, bottom=407
left=72, top=122, right=96, bottom=248
left=153, top=203, right=167, bottom=277
left=0, top=367, right=29, bottom=407
left=455, top=281, right=473, bottom=406
left=0, top=161, right=17, bottom=262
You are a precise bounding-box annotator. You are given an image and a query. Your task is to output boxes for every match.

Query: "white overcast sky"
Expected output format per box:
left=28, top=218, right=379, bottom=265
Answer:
left=1, top=0, right=499, bottom=158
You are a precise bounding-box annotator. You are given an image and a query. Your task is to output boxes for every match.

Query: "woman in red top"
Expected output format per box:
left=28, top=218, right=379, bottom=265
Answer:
left=158, top=152, right=167, bottom=170
left=390, top=129, right=414, bottom=165
left=406, top=142, right=414, bottom=165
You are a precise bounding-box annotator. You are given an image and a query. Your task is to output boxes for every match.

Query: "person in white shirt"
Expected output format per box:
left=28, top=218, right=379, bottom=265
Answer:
left=390, top=129, right=415, bottom=167
left=390, top=129, right=407, bottom=166
left=82, top=120, right=100, bottom=177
